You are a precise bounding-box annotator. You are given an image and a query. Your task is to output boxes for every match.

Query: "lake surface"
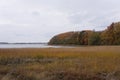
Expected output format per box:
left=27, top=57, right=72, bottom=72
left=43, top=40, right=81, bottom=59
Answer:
left=0, top=44, right=63, bottom=48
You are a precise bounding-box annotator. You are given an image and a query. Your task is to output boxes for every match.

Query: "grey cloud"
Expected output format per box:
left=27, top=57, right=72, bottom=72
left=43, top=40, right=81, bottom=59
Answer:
left=0, top=0, right=120, bottom=42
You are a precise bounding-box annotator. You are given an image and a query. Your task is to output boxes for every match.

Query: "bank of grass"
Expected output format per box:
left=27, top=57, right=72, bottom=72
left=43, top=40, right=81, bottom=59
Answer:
left=0, top=46, right=120, bottom=80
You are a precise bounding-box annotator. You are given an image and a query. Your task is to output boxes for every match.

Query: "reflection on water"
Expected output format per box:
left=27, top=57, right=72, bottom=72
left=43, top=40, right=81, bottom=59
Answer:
left=0, top=43, right=62, bottom=48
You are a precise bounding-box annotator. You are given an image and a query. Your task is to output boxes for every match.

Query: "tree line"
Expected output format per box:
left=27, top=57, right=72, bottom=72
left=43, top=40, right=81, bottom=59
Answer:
left=48, top=22, right=120, bottom=45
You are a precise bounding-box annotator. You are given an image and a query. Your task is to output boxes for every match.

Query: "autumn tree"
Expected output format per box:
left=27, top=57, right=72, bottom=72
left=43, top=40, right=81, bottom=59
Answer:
left=113, top=22, right=120, bottom=45
left=49, top=22, right=120, bottom=45
left=101, top=23, right=115, bottom=45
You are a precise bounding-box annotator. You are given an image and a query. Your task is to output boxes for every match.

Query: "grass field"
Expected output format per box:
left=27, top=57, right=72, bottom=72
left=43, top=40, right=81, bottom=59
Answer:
left=0, top=46, right=120, bottom=80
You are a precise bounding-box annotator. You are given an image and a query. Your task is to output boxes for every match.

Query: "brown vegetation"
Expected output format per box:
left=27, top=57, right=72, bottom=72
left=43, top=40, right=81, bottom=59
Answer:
left=0, top=46, right=120, bottom=80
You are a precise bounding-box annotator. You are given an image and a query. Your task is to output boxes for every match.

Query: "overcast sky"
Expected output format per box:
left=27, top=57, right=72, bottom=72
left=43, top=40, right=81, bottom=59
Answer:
left=0, top=0, right=120, bottom=42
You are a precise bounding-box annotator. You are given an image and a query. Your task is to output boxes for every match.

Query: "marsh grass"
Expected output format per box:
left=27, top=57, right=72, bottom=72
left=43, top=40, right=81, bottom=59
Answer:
left=0, top=46, right=120, bottom=80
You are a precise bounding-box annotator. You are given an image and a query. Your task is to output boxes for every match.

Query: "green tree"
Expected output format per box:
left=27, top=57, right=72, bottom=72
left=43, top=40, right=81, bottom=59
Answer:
left=88, top=32, right=101, bottom=45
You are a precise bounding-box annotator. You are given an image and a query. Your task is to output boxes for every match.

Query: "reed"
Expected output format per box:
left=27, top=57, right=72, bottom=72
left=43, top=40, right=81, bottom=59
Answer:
left=0, top=46, right=120, bottom=80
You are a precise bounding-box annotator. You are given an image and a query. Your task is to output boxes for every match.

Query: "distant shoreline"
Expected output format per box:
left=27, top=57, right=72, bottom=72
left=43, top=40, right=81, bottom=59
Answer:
left=0, top=42, right=47, bottom=44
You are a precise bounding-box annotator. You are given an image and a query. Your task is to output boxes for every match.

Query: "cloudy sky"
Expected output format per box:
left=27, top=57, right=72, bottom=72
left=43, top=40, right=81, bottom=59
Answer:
left=0, top=0, right=120, bottom=42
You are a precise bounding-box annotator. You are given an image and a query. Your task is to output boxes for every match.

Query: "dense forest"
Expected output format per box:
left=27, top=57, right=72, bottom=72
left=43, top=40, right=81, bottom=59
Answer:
left=48, top=22, right=120, bottom=45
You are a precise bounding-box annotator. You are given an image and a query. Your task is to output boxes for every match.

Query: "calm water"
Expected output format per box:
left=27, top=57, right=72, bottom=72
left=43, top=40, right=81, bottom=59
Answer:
left=0, top=44, right=62, bottom=48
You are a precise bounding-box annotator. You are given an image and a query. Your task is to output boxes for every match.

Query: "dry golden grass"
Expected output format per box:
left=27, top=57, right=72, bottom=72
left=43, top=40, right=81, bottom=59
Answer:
left=0, top=46, right=120, bottom=80
left=0, top=46, right=120, bottom=58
